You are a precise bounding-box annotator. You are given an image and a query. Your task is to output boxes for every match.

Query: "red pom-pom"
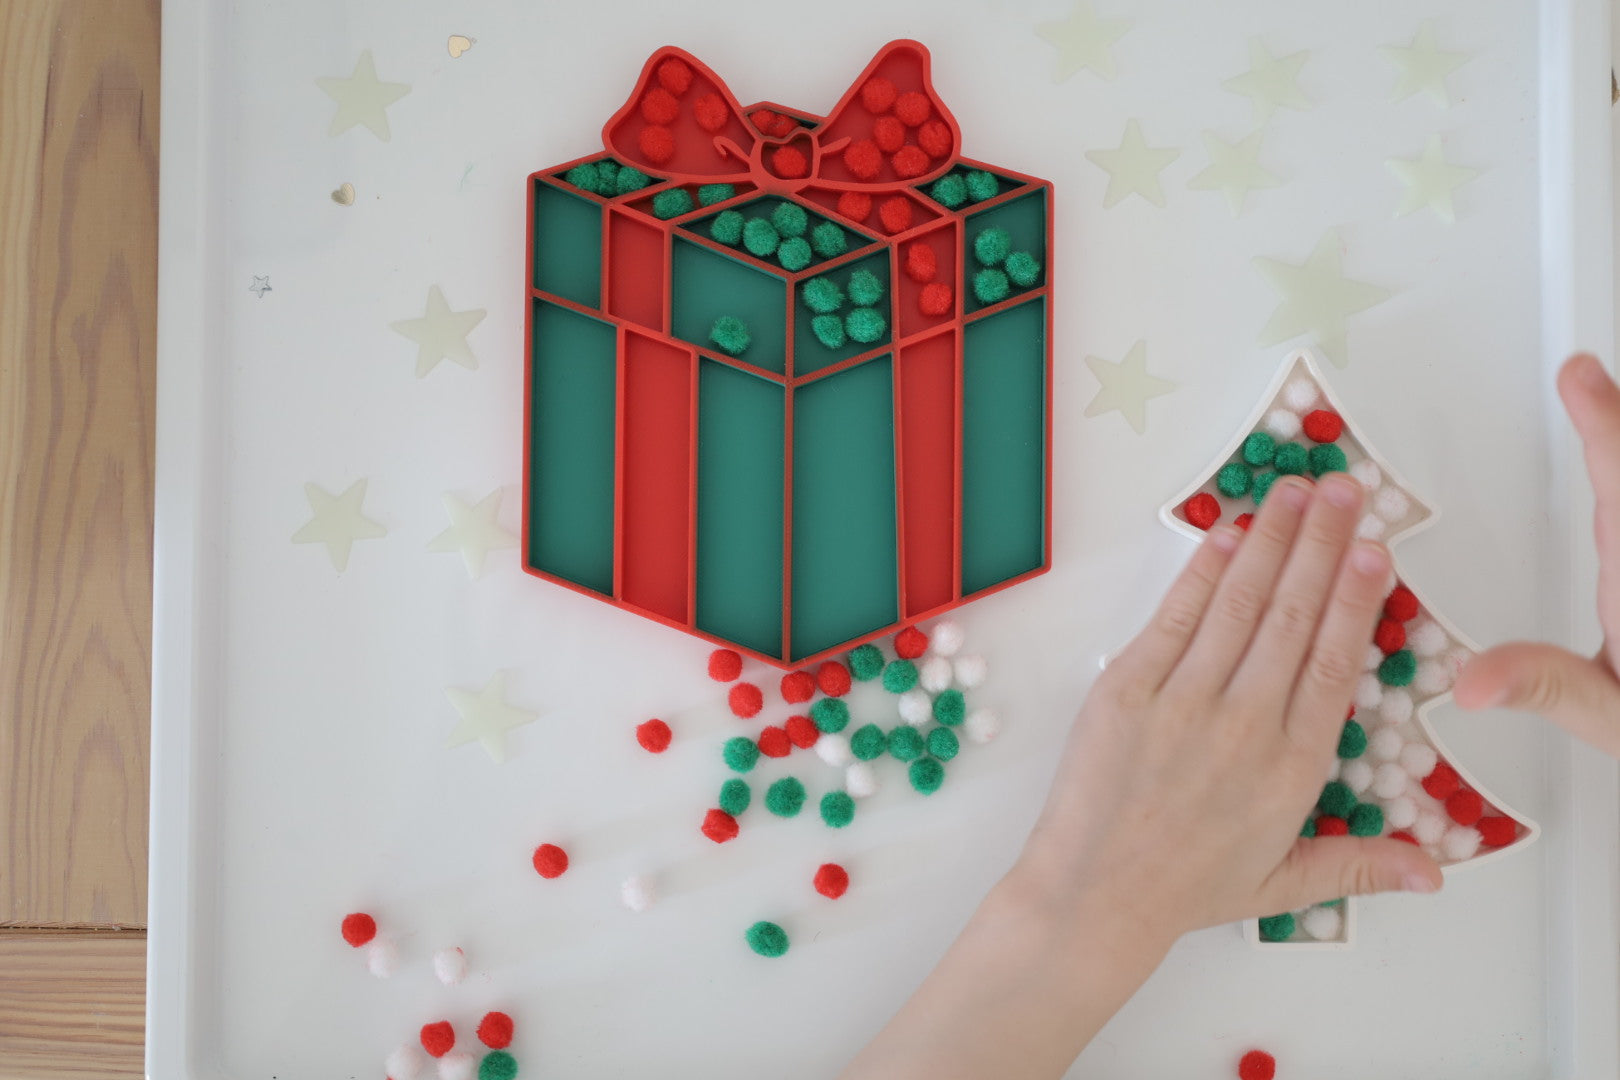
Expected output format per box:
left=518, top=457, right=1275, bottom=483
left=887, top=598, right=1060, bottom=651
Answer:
left=817, top=661, right=852, bottom=697
left=844, top=140, right=883, bottom=180
left=1374, top=618, right=1407, bottom=655
left=532, top=843, right=569, bottom=879
left=640, top=87, right=680, bottom=126
left=1302, top=409, right=1343, bottom=443
left=693, top=92, right=729, bottom=133
left=1389, top=830, right=1419, bottom=845
left=919, top=282, right=953, bottom=317
left=879, top=196, right=914, bottom=235
left=894, top=626, right=928, bottom=660
left=780, top=670, right=815, bottom=704
left=657, top=57, right=693, bottom=97
left=768, top=113, right=797, bottom=137
left=476, top=1011, right=514, bottom=1050
left=757, top=725, right=791, bottom=758
left=1445, top=788, right=1484, bottom=826
left=701, top=808, right=739, bottom=844
left=635, top=718, right=672, bottom=754
left=1233, top=513, right=1254, bottom=531
left=1384, top=585, right=1420, bottom=622
left=894, top=90, right=931, bottom=126
left=837, top=191, right=872, bottom=223
left=637, top=126, right=675, bottom=165
left=890, top=145, right=931, bottom=180
left=340, top=912, right=376, bottom=948
left=785, top=714, right=819, bottom=749
left=1184, top=493, right=1221, bottom=531
left=917, top=119, right=952, bottom=159
left=905, top=242, right=937, bottom=283
left=420, top=1021, right=455, bottom=1059
left=1421, top=762, right=1461, bottom=801
left=1315, top=815, right=1349, bottom=836
left=1478, top=815, right=1517, bottom=848
left=873, top=115, right=906, bottom=154
left=708, top=648, right=743, bottom=681
left=1237, top=1049, right=1276, bottom=1080
left=771, top=145, right=809, bottom=179
left=729, top=682, right=764, bottom=718
left=813, top=862, right=850, bottom=899
left=860, top=77, right=897, bottom=114
left=749, top=109, right=779, bottom=133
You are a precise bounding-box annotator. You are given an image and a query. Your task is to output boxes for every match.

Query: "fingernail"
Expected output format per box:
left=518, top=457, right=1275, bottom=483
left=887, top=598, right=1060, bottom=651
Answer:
left=1574, top=353, right=1611, bottom=390
left=1350, top=542, right=1389, bottom=576
left=1208, top=526, right=1240, bottom=553
left=1320, top=474, right=1361, bottom=509
left=1404, top=872, right=1440, bottom=894
left=1279, top=479, right=1311, bottom=510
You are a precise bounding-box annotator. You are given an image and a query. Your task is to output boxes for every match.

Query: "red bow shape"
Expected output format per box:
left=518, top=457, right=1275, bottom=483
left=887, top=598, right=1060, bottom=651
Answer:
left=602, top=40, right=961, bottom=197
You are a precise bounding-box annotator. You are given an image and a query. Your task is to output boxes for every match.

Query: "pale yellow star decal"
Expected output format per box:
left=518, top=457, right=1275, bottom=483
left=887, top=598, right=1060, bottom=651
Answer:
left=1186, top=130, right=1281, bottom=216
left=1382, top=21, right=1469, bottom=107
left=445, top=672, right=537, bottom=764
left=292, top=480, right=387, bottom=572
left=1386, top=135, right=1479, bottom=224
left=390, top=285, right=487, bottom=378
left=316, top=51, right=410, bottom=141
left=1222, top=38, right=1311, bottom=124
left=427, top=489, right=518, bottom=579
left=1085, top=120, right=1179, bottom=208
left=1254, top=231, right=1392, bottom=368
left=1036, top=1, right=1131, bottom=82
left=1083, top=341, right=1176, bottom=434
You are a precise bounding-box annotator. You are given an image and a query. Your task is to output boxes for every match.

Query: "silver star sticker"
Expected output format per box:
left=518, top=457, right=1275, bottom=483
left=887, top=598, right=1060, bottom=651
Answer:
left=1083, top=341, right=1176, bottom=434
left=316, top=51, right=410, bottom=141
left=249, top=275, right=272, bottom=298
left=1254, top=231, right=1391, bottom=368
left=389, top=285, right=487, bottom=378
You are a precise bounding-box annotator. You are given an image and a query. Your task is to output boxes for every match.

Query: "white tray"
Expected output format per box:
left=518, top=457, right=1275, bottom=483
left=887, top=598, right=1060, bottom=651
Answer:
left=149, top=1, right=1620, bottom=1076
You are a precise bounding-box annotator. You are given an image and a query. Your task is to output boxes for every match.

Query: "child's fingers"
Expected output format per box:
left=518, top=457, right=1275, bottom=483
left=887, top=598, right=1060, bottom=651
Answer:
left=1456, top=641, right=1620, bottom=758
left=1284, top=540, right=1390, bottom=751
left=1112, top=525, right=1242, bottom=690
left=1558, top=354, right=1620, bottom=640
left=1257, top=835, right=1442, bottom=915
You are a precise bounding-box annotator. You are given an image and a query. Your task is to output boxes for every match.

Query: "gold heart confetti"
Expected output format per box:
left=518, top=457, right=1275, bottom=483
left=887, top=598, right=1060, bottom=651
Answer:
left=331, top=182, right=355, bottom=205
left=447, top=35, right=474, bottom=58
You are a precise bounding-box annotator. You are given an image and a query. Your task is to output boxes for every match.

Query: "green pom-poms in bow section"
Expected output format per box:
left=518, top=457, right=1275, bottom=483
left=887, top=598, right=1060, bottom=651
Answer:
left=771, top=201, right=809, bottom=238
left=653, top=187, right=694, bottom=220
left=810, top=221, right=847, bottom=259
left=698, top=183, right=735, bottom=207
left=930, top=173, right=967, bottom=208
left=710, top=209, right=745, bottom=245
left=964, top=169, right=999, bottom=202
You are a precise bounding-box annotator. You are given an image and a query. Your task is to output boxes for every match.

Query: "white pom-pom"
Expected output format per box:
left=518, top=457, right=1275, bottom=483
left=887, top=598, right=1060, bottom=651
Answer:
left=1364, top=644, right=1384, bottom=671
left=898, top=689, right=932, bottom=726
left=1349, top=458, right=1382, bottom=491
left=815, top=733, right=853, bottom=767
left=1264, top=408, right=1302, bottom=439
left=1355, top=513, right=1387, bottom=540
left=1326, top=756, right=1342, bottom=782
left=964, top=707, right=1001, bottom=745
left=432, top=947, right=466, bottom=987
left=1441, top=826, right=1483, bottom=862
left=954, top=654, right=988, bottom=689
left=1413, top=660, right=1452, bottom=696
left=365, top=938, right=398, bottom=979
left=1408, top=619, right=1448, bottom=657
left=621, top=873, right=656, bottom=913
left=929, top=619, right=965, bottom=658
left=1368, top=726, right=1404, bottom=762
left=1378, top=689, right=1414, bottom=725
left=437, top=1051, right=477, bottom=1080
left=1413, top=811, right=1448, bottom=846
left=1373, top=486, right=1411, bottom=522
left=1372, top=762, right=1409, bottom=799
left=1301, top=904, right=1343, bottom=941
left=1355, top=674, right=1384, bottom=709
left=1384, top=794, right=1418, bottom=829
left=387, top=1044, right=427, bottom=1080
left=1341, top=758, right=1374, bottom=795
left=845, top=762, right=878, bottom=798
left=919, top=656, right=953, bottom=694
left=1400, top=742, right=1438, bottom=779
left=1282, top=376, right=1319, bottom=412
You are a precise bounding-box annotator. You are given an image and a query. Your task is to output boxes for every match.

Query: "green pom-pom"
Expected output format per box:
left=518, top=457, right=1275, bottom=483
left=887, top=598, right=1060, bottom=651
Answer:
left=771, top=202, right=809, bottom=238
left=848, top=643, right=884, bottom=681
left=811, top=697, right=850, bottom=733
left=930, top=173, right=968, bottom=208
left=1338, top=720, right=1367, bottom=759
left=973, top=268, right=1010, bottom=305
left=698, top=183, right=735, bottom=207
left=811, top=314, right=846, bottom=349
left=850, top=723, right=886, bottom=761
left=1273, top=442, right=1308, bottom=476
left=743, top=217, right=780, bottom=257
left=848, top=269, right=885, bottom=307
left=1258, top=913, right=1296, bottom=942
left=719, top=778, right=751, bottom=815
left=1309, top=443, right=1348, bottom=477
left=1318, top=780, right=1355, bottom=818
left=933, top=689, right=965, bottom=726
left=973, top=227, right=1012, bottom=267
left=809, top=221, right=847, bottom=259
left=888, top=726, right=924, bottom=761
left=594, top=160, right=620, bottom=191
left=1216, top=463, right=1252, bottom=498
left=1004, top=250, right=1041, bottom=288
left=845, top=307, right=887, bottom=344
left=565, top=163, right=601, bottom=193
left=765, top=777, right=806, bottom=817
left=615, top=166, right=652, bottom=195
left=927, top=726, right=960, bottom=761
left=479, top=1051, right=519, bottom=1080
left=778, top=237, right=813, bottom=272
left=724, top=736, right=758, bottom=773
left=909, top=757, right=945, bottom=795
left=883, top=659, right=919, bottom=693
left=1348, top=802, right=1384, bottom=837
left=1243, top=431, right=1276, bottom=466
left=1252, top=471, right=1278, bottom=505
left=709, top=316, right=751, bottom=356
left=711, top=210, right=745, bottom=245
left=653, top=188, right=694, bottom=220
left=1323, top=897, right=1345, bottom=907
left=801, top=276, right=845, bottom=314
left=746, top=920, right=789, bottom=957
left=1379, top=649, right=1416, bottom=687
left=820, top=791, right=855, bottom=828
left=965, top=169, right=999, bottom=202
left=1300, top=817, right=1317, bottom=838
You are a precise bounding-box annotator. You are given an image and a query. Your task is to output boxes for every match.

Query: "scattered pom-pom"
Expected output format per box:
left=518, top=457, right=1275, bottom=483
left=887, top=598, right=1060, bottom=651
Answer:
left=1315, top=815, right=1349, bottom=836
left=765, top=777, right=806, bottom=817
left=479, top=1051, right=518, bottom=1080
left=1308, top=443, right=1347, bottom=476
left=933, top=689, right=966, bottom=726
left=814, top=862, right=850, bottom=898
left=636, top=718, right=672, bottom=754
left=1348, top=802, right=1384, bottom=836
left=710, top=210, right=745, bottom=245
left=817, top=660, right=852, bottom=696
left=850, top=722, right=887, bottom=760
left=1217, top=463, right=1252, bottom=498
left=757, top=725, right=791, bottom=758
left=919, top=282, right=954, bottom=317
left=341, top=912, right=377, bottom=948
left=927, top=726, right=960, bottom=761
left=810, top=221, right=847, bottom=259
left=873, top=115, right=906, bottom=153
left=1264, top=409, right=1302, bottom=440
left=1302, top=409, right=1343, bottom=443
left=1372, top=762, right=1409, bottom=799
left=421, top=1022, right=456, bottom=1059
left=888, top=725, right=924, bottom=761
left=742, top=218, right=780, bottom=258
left=746, top=920, right=790, bottom=958
left=837, top=191, right=873, bottom=223
left=973, top=268, right=1010, bottom=305
left=894, top=626, right=929, bottom=659
left=815, top=733, right=854, bottom=767
left=1282, top=376, right=1319, bottom=411
left=780, top=670, right=815, bottom=703
left=955, top=654, right=988, bottom=689
left=1421, top=761, right=1461, bottom=800
left=1242, top=431, right=1276, bottom=466
left=723, top=735, right=759, bottom=773
left=1338, top=719, right=1367, bottom=759
left=965, top=169, right=999, bottom=201
left=532, top=843, right=569, bottom=879
left=845, top=761, right=878, bottom=798
left=785, top=714, right=819, bottom=749
left=1446, top=788, right=1484, bottom=826
left=476, top=1012, right=514, bottom=1050
left=1374, top=486, right=1411, bottom=522
left=1400, top=742, right=1439, bottom=779
left=1384, top=794, right=1419, bottom=829
left=844, top=139, right=883, bottom=180
left=1272, top=442, right=1308, bottom=476
left=637, top=126, right=675, bottom=165
left=1378, top=649, right=1416, bottom=687
left=718, top=778, right=751, bottom=816
left=433, top=947, right=467, bottom=987
left=919, top=656, right=953, bottom=693
left=848, top=268, right=886, bottom=307
left=909, top=756, right=946, bottom=794
left=1441, top=825, right=1483, bottom=861
left=777, top=237, right=812, bottom=271
left=929, top=620, right=965, bottom=657
left=1184, top=492, right=1221, bottom=530
left=693, top=92, right=729, bottom=132
left=1238, top=1048, right=1277, bottom=1080
left=438, top=1051, right=477, bottom=1080
left=811, top=697, right=850, bottom=733
left=1478, top=815, right=1517, bottom=848
left=849, top=642, right=885, bottom=680
left=640, top=87, right=680, bottom=125
left=771, top=145, right=809, bottom=179
left=388, top=1044, right=427, bottom=1080
left=973, top=228, right=1013, bottom=268
left=860, top=76, right=897, bottom=113
left=883, top=659, right=919, bottom=693
left=1257, top=913, right=1295, bottom=942
left=1341, top=758, right=1374, bottom=795
left=898, top=688, right=933, bottom=726
left=367, top=938, right=399, bottom=979
left=621, top=873, right=656, bottom=913
left=918, top=119, right=952, bottom=158
left=728, top=682, right=764, bottom=718
left=702, top=807, right=740, bottom=843
left=964, top=707, right=1000, bottom=744
left=1378, top=689, right=1414, bottom=725
left=709, top=315, right=751, bottom=356
left=1301, top=904, right=1343, bottom=942
left=820, top=790, right=856, bottom=828
left=1413, top=810, right=1448, bottom=846
left=930, top=173, right=968, bottom=208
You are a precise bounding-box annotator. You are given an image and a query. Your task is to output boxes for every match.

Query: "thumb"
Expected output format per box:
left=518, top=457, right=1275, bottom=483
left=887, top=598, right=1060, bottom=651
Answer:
left=1260, top=836, right=1443, bottom=913
left=1456, top=642, right=1620, bottom=758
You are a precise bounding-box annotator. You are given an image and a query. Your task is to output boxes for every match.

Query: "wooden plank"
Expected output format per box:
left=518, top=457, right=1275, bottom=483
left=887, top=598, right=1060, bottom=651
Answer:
left=0, top=0, right=160, bottom=927
left=0, top=931, right=145, bottom=1079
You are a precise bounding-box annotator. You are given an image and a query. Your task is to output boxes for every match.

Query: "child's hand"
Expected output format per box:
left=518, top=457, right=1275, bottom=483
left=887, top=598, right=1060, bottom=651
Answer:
left=1456, top=354, right=1620, bottom=756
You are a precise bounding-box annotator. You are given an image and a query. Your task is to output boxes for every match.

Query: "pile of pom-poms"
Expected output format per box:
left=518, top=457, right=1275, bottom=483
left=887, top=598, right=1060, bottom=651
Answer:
left=707, top=198, right=850, bottom=271
left=389, top=1012, right=519, bottom=1080
left=559, top=156, right=653, bottom=199
left=836, top=75, right=953, bottom=188
left=798, top=266, right=888, bottom=351
left=341, top=911, right=400, bottom=979
left=969, top=225, right=1041, bottom=305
